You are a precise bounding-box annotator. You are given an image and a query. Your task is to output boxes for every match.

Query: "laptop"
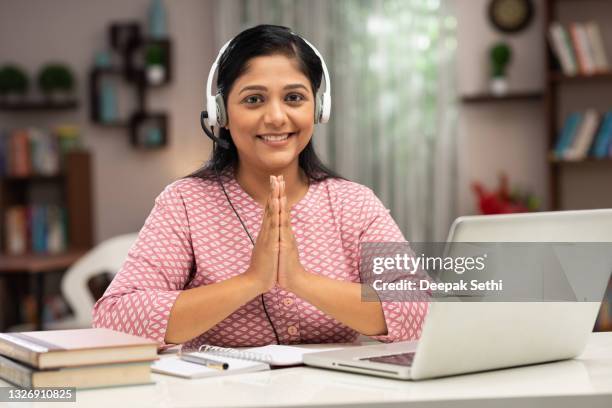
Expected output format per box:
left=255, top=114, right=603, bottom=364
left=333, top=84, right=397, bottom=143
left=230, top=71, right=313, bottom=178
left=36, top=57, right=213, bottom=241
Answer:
left=303, top=209, right=612, bottom=380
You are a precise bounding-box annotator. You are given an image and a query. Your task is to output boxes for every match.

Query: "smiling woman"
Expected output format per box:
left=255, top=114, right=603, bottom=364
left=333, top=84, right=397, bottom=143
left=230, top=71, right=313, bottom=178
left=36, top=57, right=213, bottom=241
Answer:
left=92, top=25, right=429, bottom=350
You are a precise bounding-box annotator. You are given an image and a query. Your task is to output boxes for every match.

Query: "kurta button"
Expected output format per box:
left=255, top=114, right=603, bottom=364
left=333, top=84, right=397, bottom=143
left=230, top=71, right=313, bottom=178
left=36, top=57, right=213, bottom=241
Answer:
left=283, top=298, right=294, bottom=306
left=287, top=325, right=298, bottom=335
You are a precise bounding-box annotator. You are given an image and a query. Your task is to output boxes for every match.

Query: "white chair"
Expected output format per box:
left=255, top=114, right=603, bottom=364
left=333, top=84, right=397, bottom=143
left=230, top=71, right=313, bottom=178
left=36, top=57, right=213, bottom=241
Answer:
left=48, top=233, right=138, bottom=330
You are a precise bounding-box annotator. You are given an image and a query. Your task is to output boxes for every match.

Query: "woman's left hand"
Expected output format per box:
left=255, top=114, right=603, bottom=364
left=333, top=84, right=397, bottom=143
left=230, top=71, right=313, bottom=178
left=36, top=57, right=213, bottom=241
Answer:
left=277, top=176, right=308, bottom=291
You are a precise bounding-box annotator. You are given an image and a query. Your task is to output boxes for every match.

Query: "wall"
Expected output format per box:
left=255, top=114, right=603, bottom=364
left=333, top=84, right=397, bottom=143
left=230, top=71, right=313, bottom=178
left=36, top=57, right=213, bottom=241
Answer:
left=0, top=0, right=552, bottom=242
left=0, top=0, right=215, bottom=242
left=455, top=0, right=548, bottom=214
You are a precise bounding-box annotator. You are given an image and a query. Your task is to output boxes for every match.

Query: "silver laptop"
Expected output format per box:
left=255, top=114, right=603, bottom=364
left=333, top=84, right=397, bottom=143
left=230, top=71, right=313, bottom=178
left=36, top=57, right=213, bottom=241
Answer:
left=304, top=209, right=612, bottom=380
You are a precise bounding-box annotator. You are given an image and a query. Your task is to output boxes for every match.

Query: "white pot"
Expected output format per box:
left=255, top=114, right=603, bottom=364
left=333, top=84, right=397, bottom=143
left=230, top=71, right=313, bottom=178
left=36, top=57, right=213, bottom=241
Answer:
left=147, top=65, right=166, bottom=85
left=490, top=77, right=508, bottom=96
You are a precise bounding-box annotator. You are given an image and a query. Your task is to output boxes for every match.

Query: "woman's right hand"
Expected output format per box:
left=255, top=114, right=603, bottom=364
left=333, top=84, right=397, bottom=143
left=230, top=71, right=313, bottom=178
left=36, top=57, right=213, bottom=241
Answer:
left=243, top=176, right=280, bottom=294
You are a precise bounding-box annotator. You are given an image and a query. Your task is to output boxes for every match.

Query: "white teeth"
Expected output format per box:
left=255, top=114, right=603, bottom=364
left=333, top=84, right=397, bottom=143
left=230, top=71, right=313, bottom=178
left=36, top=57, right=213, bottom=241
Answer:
left=260, top=134, right=291, bottom=142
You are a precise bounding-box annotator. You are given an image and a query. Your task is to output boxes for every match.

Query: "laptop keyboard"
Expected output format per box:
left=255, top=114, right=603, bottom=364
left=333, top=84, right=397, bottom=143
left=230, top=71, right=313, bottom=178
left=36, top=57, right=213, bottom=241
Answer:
left=360, top=352, right=416, bottom=367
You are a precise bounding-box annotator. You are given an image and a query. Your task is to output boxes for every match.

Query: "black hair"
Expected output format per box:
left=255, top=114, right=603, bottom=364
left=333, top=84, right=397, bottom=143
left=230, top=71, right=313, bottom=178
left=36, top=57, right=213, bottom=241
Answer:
left=188, top=24, right=340, bottom=182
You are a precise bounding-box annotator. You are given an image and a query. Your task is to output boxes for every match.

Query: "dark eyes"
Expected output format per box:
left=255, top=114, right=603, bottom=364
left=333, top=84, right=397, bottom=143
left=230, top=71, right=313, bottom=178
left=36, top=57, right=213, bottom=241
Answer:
left=242, top=93, right=306, bottom=105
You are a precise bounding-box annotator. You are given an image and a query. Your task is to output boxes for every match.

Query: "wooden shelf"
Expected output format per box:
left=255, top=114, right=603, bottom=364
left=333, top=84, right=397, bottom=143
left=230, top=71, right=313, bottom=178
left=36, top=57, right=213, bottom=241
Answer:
left=549, top=158, right=612, bottom=165
left=549, top=71, right=612, bottom=84
left=461, top=92, right=544, bottom=103
left=96, top=120, right=129, bottom=128
left=2, top=174, right=63, bottom=182
left=0, top=99, right=79, bottom=111
left=0, top=249, right=87, bottom=274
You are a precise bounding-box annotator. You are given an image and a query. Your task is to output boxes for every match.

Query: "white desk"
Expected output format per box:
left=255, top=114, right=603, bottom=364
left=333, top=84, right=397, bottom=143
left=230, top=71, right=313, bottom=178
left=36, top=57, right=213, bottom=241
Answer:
left=2, top=333, right=612, bottom=408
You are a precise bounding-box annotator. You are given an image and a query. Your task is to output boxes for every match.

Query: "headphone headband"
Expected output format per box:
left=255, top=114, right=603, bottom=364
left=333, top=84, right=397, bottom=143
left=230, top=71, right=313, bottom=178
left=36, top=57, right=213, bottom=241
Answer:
left=204, top=31, right=331, bottom=130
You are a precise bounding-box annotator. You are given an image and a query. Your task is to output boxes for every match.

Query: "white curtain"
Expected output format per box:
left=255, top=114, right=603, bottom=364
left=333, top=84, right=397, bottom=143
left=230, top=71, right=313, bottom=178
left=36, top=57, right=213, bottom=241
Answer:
left=213, top=0, right=458, bottom=241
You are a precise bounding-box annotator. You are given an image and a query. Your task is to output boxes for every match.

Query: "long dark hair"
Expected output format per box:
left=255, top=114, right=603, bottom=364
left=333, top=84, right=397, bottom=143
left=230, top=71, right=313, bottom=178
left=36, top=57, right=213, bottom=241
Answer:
left=189, top=24, right=340, bottom=182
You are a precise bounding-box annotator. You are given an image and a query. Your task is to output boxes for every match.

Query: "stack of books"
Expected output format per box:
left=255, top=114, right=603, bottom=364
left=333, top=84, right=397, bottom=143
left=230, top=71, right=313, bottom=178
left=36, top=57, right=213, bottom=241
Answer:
left=552, top=110, right=612, bottom=161
left=0, top=328, right=158, bottom=389
left=548, top=21, right=609, bottom=76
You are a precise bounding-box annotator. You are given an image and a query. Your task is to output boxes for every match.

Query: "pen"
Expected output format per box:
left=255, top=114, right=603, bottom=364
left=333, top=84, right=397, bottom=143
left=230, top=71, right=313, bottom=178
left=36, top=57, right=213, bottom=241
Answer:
left=180, top=354, right=229, bottom=370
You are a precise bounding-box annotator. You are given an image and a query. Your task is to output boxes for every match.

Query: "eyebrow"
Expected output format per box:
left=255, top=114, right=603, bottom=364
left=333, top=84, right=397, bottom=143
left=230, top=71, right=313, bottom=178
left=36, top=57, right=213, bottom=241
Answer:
left=239, top=83, right=309, bottom=94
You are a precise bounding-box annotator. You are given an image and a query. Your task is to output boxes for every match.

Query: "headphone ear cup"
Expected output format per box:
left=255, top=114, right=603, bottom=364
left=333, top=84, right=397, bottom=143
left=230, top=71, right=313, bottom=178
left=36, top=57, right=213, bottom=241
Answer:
left=215, top=93, right=227, bottom=128
left=314, top=94, right=322, bottom=124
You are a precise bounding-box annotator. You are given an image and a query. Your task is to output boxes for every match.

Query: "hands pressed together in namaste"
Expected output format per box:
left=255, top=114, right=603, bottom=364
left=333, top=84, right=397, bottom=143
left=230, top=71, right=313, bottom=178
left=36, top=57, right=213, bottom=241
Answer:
left=244, top=175, right=308, bottom=294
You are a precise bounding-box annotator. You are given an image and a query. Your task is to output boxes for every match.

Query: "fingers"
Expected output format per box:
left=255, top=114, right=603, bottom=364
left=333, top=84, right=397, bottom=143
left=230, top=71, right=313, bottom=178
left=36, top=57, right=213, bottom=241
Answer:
left=271, top=177, right=280, bottom=243
left=279, top=176, right=294, bottom=246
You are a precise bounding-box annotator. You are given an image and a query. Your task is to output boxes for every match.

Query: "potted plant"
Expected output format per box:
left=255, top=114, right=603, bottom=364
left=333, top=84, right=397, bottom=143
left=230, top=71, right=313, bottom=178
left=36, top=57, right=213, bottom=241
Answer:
left=37, top=64, right=75, bottom=101
left=0, top=65, right=29, bottom=102
left=489, top=42, right=512, bottom=96
left=145, top=44, right=166, bottom=85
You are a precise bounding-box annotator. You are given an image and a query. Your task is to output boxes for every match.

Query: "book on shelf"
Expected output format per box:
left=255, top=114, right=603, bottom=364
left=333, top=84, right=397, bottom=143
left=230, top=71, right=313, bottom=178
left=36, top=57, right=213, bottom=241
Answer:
left=592, top=112, right=612, bottom=158
left=569, top=23, right=596, bottom=75
left=549, top=21, right=609, bottom=76
left=564, top=109, right=599, bottom=161
left=553, top=110, right=612, bottom=161
left=5, top=206, right=27, bottom=255
left=554, top=112, right=583, bottom=158
left=0, top=328, right=158, bottom=369
left=0, top=126, right=81, bottom=178
left=585, top=22, right=609, bottom=73
left=4, top=204, right=68, bottom=255
left=549, top=22, right=578, bottom=76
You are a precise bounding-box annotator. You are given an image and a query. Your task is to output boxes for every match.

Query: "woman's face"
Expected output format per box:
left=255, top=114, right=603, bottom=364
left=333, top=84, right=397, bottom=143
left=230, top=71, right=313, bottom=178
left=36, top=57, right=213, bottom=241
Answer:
left=225, top=54, right=315, bottom=174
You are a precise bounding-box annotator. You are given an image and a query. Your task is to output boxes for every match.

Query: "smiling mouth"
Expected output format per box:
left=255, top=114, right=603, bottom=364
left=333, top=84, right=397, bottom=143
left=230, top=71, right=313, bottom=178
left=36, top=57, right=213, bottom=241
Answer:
left=256, top=133, right=297, bottom=142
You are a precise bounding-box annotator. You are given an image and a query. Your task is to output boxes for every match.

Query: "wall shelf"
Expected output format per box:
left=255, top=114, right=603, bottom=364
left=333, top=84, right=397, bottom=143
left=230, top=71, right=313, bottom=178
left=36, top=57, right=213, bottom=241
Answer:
left=549, top=158, right=612, bottom=165
left=549, top=71, right=612, bottom=83
left=461, top=92, right=544, bottom=103
left=89, top=21, right=172, bottom=149
left=0, top=99, right=79, bottom=111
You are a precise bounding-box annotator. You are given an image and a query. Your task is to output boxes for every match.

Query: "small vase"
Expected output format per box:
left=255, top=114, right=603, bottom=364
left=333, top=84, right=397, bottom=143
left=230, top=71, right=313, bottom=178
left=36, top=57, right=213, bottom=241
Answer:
left=490, top=77, right=508, bottom=96
left=147, top=65, right=166, bottom=85
left=149, top=0, right=167, bottom=39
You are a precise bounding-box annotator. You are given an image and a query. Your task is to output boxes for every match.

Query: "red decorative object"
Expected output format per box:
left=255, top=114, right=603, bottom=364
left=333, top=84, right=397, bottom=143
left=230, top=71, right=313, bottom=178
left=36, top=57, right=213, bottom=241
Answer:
left=472, top=173, right=537, bottom=215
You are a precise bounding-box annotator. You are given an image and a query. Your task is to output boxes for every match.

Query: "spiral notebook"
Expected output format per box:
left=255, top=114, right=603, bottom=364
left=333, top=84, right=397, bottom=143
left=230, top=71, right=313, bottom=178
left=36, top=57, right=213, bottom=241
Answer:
left=152, top=344, right=340, bottom=378
left=197, top=344, right=339, bottom=366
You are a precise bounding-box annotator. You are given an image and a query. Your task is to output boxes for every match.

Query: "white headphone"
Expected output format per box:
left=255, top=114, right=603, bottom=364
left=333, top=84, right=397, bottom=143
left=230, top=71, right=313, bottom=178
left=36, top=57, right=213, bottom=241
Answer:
left=204, top=32, right=332, bottom=130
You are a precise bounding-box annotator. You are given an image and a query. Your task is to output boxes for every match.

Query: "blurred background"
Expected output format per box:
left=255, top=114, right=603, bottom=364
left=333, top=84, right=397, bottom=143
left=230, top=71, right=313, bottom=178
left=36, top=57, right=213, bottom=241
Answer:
left=0, top=0, right=610, bottom=332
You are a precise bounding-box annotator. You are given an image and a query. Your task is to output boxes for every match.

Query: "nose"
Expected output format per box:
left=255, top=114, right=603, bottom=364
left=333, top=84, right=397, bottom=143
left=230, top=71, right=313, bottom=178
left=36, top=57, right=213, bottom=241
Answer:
left=263, top=99, right=287, bottom=128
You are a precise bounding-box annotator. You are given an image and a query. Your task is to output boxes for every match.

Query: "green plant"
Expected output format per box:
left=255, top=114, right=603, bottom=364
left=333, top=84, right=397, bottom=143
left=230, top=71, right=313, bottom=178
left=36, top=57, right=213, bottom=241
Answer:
left=145, top=44, right=165, bottom=66
left=0, top=65, right=29, bottom=95
left=38, top=64, right=75, bottom=94
left=490, top=42, right=512, bottom=78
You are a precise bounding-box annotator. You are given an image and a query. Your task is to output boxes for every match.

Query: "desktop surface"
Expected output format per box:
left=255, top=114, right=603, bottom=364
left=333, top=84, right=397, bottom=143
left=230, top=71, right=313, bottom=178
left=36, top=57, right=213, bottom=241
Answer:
left=0, top=333, right=611, bottom=408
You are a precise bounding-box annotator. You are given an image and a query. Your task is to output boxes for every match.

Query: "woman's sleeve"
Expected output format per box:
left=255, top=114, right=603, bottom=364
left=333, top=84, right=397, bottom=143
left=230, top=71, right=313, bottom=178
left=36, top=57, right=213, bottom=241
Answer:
left=92, top=183, right=194, bottom=346
left=357, top=188, right=429, bottom=343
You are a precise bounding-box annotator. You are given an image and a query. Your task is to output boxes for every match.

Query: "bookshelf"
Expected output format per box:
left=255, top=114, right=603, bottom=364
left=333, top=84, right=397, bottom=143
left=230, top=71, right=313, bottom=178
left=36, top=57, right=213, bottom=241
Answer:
left=545, top=0, right=612, bottom=332
left=545, top=0, right=612, bottom=210
left=0, top=100, right=94, bottom=330
left=0, top=150, right=94, bottom=254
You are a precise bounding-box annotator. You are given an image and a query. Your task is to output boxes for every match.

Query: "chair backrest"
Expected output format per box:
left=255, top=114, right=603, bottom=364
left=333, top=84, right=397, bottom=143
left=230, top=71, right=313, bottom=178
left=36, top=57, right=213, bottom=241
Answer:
left=60, top=233, right=138, bottom=328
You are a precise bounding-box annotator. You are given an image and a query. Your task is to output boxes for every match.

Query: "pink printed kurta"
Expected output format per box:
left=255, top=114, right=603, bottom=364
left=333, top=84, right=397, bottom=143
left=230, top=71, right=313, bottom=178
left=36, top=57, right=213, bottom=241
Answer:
left=92, top=171, right=428, bottom=349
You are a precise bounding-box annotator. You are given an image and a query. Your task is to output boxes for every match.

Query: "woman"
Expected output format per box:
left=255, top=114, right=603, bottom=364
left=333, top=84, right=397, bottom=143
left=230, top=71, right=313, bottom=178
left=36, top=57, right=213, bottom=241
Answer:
left=93, top=24, right=427, bottom=349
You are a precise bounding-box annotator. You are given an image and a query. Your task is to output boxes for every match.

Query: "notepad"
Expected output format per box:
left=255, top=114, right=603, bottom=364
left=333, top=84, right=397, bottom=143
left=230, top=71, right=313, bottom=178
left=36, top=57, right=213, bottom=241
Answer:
left=200, top=344, right=341, bottom=366
left=152, top=354, right=269, bottom=379
left=152, top=344, right=342, bottom=378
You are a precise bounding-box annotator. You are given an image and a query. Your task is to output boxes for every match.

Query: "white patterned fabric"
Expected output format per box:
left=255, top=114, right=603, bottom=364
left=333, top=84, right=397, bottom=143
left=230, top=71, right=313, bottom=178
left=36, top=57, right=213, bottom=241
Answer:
left=92, top=171, right=428, bottom=348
